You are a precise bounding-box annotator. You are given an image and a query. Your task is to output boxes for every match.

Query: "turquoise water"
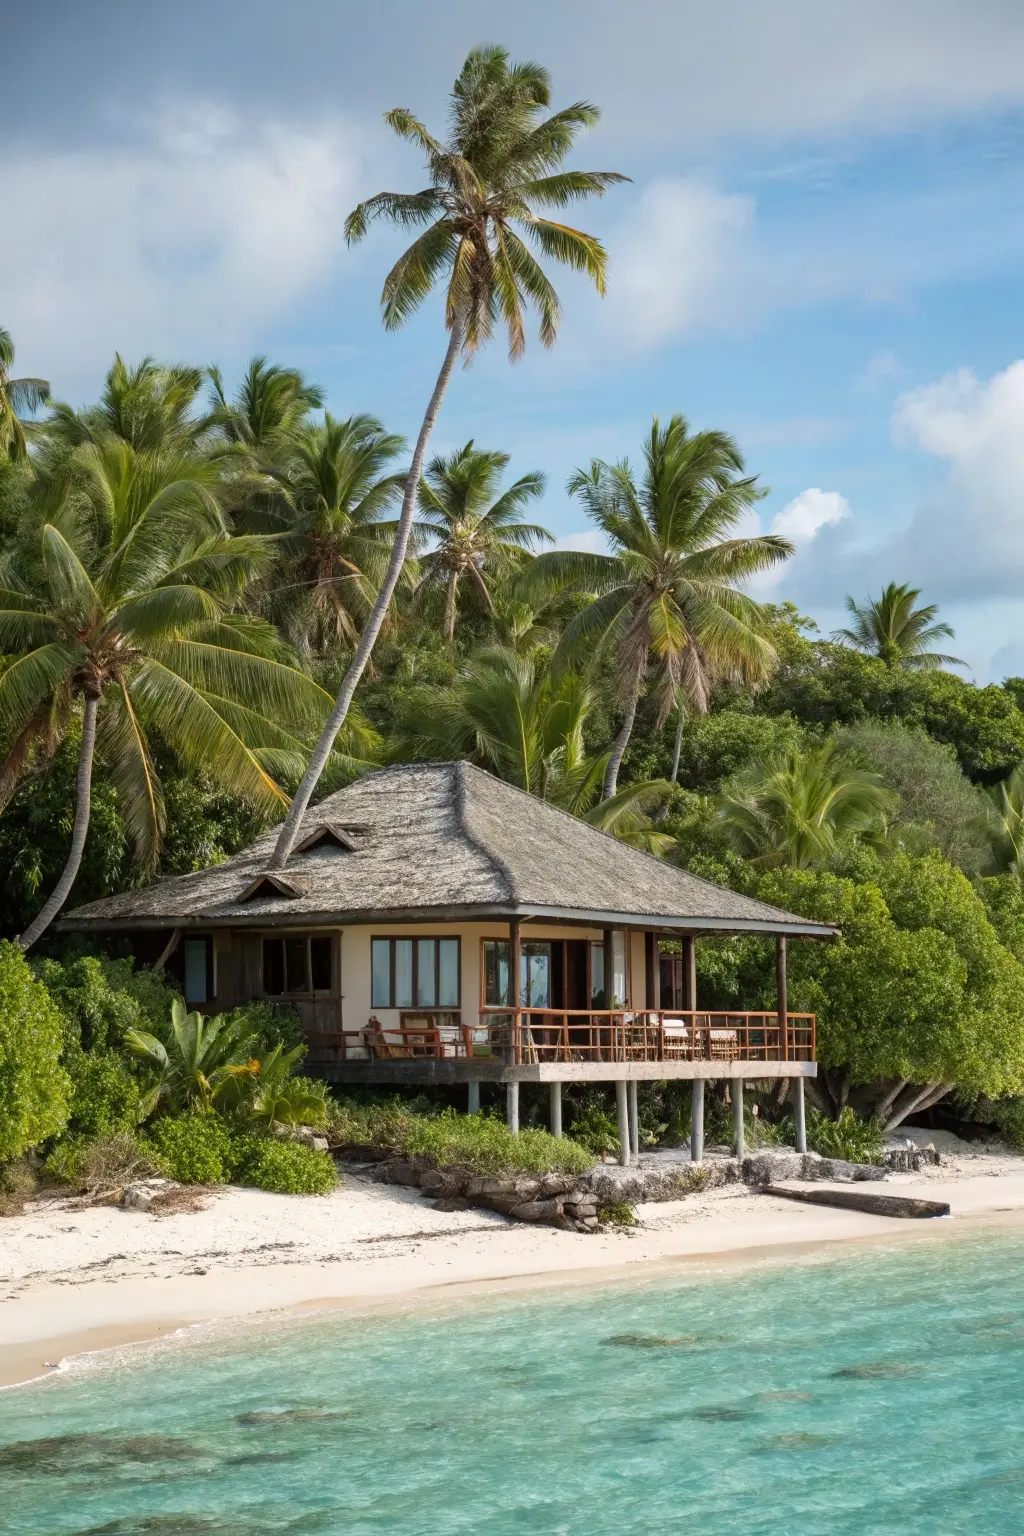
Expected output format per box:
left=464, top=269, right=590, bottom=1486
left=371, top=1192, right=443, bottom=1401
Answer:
left=4, top=1234, right=1024, bottom=1534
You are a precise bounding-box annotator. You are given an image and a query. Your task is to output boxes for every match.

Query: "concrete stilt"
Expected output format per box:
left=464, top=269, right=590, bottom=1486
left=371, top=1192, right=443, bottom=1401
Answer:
left=616, top=1080, right=631, bottom=1166
left=793, top=1076, right=807, bottom=1154
left=691, top=1079, right=705, bottom=1163
left=733, top=1078, right=745, bottom=1160
left=550, top=1081, right=563, bottom=1138
left=467, top=1080, right=480, bottom=1115
left=628, top=1080, right=640, bottom=1161
left=506, top=1081, right=520, bottom=1135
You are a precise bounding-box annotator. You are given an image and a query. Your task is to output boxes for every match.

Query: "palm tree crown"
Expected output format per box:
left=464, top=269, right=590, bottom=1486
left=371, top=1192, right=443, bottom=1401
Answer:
left=521, top=415, right=793, bottom=797
left=0, top=327, right=50, bottom=462
left=836, top=582, right=963, bottom=670
left=417, top=442, right=550, bottom=638
left=269, top=45, right=626, bottom=869
left=717, top=741, right=893, bottom=868
left=0, top=442, right=338, bottom=947
left=257, top=413, right=407, bottom=655
left=345, top=44, right=629, bottom=356
left=207, top=356, right=324, bottom=454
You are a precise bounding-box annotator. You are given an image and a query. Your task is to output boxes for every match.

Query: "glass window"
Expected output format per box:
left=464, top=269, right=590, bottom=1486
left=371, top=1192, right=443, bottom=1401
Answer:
left=394, top=939, right=414, bottom=1007
left=372, top=937, right=460, bottom=1011
left=521, top=942, right=551, bottom=1008
left=484, top=940, right=510, bottom=1006
left=285, top=937, right=309, bottom=993
left=310, top=936, right=332, bottom=991
left=610, top=930, right=628, bottom=1007
left=371, top=939, right=391, bottom=1008
left=184, top=938, right=208, bottom=1004
left=590, top=942, right=606, bottom=1006
left=438, top=939, right=459, bottom=1007
left=416, top=939, right=435, bottom=1006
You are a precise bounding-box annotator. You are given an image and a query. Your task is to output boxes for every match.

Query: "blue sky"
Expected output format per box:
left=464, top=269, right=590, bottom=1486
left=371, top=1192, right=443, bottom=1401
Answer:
left=6, top=1, right=1024, bottom=677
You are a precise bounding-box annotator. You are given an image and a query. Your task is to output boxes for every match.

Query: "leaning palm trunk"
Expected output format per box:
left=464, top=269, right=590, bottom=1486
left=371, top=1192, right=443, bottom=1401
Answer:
left=669, top=705, right=685, bottom=784
left=18, top=692, right=100, bottom=950
left=269, top=320, right=464, bottom=868
left=603, top=682, right=640, bottom=801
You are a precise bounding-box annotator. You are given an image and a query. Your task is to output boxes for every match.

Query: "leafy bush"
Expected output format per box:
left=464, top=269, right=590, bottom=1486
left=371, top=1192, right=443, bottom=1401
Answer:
left=60, top=1046, right=143, bottom=1141
left=147, top=1113, right=234, bottom=1185
left=0, top=939, right=70, bottom=1161
left=597, top=1201, right=637, bottom=1227
left=566, top=1101, right=620, bottom=1159
left=230, top=1135, right=337, bottom=1195
left=33, top=952, right=177, bottom=1051
left=993, top=1098, right=1024, bottom=1150
left=805, top=1107, right=884, bottom=1164
left=401, top=1109, right=592, bottom=1176
left=227, top=1000, right=306, bottom=1056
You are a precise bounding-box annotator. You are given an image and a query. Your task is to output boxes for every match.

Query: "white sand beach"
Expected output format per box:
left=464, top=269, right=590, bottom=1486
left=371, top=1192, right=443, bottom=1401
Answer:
left=3, top=1133, right=1024, bottom=1391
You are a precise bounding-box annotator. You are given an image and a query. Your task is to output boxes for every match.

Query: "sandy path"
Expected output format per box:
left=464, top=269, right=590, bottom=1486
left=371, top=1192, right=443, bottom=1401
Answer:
left=3, top=1147, right=1024, bottom=1390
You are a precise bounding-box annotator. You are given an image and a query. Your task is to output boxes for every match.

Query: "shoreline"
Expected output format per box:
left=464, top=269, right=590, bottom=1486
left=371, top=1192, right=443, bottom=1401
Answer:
left=5, top=1160, right=1024, bottom=1392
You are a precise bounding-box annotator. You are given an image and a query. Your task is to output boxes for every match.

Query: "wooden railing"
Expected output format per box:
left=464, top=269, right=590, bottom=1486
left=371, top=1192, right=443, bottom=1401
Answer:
left=479, top=1008, right=814, bottom=1065
left=305, top=1009, right=815, bottom=1065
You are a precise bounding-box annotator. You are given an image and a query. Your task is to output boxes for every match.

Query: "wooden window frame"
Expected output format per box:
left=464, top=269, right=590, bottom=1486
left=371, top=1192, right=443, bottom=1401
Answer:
left=183, top=934, right=215, bottom=1006
left=371, top=935, right=461, bottom=1012
left=261, top=933, right=336, bottom=1000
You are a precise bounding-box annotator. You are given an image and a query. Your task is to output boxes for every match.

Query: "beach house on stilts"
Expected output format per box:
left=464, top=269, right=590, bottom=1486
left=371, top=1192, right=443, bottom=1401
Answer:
left=59, top=761, right=836, bottom=1164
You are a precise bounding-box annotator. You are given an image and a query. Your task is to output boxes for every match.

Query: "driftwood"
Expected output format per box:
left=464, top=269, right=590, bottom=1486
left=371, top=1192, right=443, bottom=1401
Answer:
left=763, top=1185, right=950, bottom=1219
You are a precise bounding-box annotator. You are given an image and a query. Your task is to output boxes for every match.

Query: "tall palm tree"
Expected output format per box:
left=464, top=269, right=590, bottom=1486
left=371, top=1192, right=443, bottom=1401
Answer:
left=268, top=44, right=626, bottom=869
left=520, top=416, right=792, bottom=798
left=0, top=327, right=50, bottom=462
left=417, top=442, right=550, bottom=639
left=254, top=413, right=407, bottom=656
left=0, top=442, right=341, bottom=949
left=835, top=582, right=962, bottom=670
left=717, top=741, right=892, bottom=868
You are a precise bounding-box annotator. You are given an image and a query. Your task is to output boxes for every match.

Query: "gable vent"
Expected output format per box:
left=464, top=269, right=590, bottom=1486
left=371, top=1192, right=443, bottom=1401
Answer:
left=240, top=872, right=310, bottom=901
left=294, top=822, right=360, bottom=853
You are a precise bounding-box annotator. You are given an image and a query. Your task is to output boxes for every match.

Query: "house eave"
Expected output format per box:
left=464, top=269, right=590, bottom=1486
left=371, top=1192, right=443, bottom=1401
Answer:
left=56, top=900, right=837, bottom=940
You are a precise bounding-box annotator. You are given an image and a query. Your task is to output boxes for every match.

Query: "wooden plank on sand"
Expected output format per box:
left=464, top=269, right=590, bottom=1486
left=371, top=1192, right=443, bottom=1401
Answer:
left=763, top=1185, right=950, bottom=1219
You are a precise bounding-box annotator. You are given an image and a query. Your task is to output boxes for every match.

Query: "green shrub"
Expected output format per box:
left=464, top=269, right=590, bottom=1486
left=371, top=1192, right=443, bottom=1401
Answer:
left=0, top=939, right=70, bottom=1161
left=597, top=1201, right=637, bottom=1227
left=994, top=1098, right=1024, bottom=1150
left=402, top=1110, right=592, bottom=1176
left=805, top=1107, right=884, bottom=1164
left=566, top=1101, right=620, bottom=1159
left=61, top=1046, right=143, bottom=1141
left=147, top=1113, right=234, bottom=1184
left=227, top=1000, right=306, bottom=1056
left=33, top=952, right=176, bottom=1052
left=0, top=1159, right=37, bottom=1217
left=230, top=1134, right=337, bottom=1194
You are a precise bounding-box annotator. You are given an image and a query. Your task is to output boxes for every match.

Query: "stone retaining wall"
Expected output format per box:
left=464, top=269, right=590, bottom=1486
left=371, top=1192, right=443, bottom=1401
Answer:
left=356, top=1145, right=890, bottom=1233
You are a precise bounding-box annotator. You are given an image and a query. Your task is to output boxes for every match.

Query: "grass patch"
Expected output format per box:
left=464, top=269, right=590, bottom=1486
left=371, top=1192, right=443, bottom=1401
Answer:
left=329, top=1100, right=592, bottom=1177
left=806, top=1107, right=884, bottom=1164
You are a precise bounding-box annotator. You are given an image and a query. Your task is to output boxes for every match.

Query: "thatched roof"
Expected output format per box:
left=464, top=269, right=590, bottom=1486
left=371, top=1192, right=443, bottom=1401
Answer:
left=61, top=761, right=835, bottom=937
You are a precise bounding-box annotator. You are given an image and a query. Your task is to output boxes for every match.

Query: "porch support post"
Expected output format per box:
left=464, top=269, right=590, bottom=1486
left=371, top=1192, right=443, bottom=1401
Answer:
left=628, top=1079, right=640, bottom=1161
left=691, top=1078, right=705, bottom=1163
left=793, top=1076, right=807, bottom=1154
left=467, top=1080, right=480, bottom=1115
left=506, top=1080, right=520, bottom=1135
left=549, top=1081, right=563, bottom=1138
left=616, top=1079, right=630, bottom=1166
left=683, top=935, right=697, bottom=1013
left=777, top=935, right=789, bottom=1063
left=509, top=916, right=522, bottom=1065
left=733, top=1078, right=745, bottom=1160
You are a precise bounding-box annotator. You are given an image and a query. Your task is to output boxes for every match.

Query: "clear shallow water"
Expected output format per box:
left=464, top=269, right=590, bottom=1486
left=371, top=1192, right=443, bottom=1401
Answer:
left=4, top=1234, right=1024, bottom=1535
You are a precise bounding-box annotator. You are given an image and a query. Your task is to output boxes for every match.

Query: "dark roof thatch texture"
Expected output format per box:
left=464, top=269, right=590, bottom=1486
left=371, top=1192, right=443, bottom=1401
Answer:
left=62, top=761, right=834, bottom=936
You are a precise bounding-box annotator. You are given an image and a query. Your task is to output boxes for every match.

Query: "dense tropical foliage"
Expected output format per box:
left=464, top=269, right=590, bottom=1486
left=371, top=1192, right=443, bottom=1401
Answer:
left=5, top=42, right=1024, bottom=1199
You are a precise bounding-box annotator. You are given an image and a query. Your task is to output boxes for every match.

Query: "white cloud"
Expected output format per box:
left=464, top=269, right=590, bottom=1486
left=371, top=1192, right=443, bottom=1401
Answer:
left=0, top=103, right=360, bottom=396
left=771, top=488, right=851, bottom=544
left=553, top=530, right=612, bottom=556
left=853, top=350, right=907, bottom=393
left=604, top=179, right=754, bottom=347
